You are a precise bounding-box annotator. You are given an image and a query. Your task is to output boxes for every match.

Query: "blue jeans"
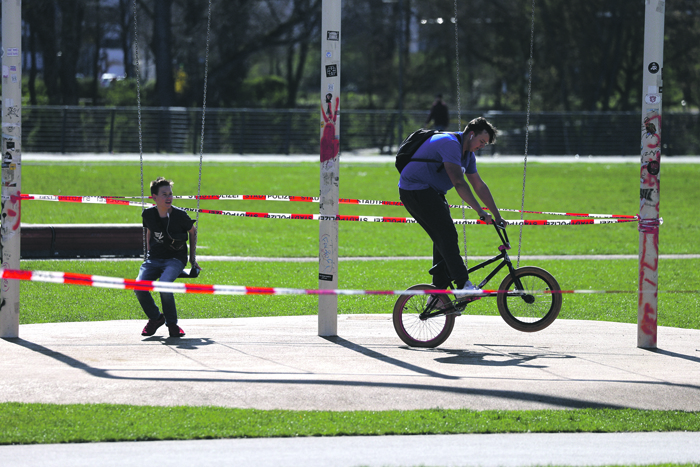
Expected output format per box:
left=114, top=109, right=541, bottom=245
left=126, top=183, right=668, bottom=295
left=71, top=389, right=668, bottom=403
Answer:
left=134, top=258, right=185, bottom=325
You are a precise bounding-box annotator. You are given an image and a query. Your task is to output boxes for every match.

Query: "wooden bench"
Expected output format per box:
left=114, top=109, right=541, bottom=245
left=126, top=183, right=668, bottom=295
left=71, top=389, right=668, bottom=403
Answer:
left=20, top=224, right=144, bottom=259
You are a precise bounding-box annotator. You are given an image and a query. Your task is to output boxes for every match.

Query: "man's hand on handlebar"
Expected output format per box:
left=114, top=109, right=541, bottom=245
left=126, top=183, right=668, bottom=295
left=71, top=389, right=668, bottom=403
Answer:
left=478, top=212, right=493, bottom=225
left=479, top=213, right=507, bottom=229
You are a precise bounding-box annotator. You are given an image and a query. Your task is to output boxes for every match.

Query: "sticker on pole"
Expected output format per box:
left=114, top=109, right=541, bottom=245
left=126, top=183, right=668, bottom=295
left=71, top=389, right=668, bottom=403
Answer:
left=645, top=94, right=661, bottom=104
left=325, top=64, right=338, bottom=78
left=647, top=160, right=660, bottom=176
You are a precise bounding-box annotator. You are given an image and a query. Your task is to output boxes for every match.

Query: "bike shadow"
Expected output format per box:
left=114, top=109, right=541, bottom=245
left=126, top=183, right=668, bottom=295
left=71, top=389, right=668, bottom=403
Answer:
left=432, top=344, right=575, bottom=368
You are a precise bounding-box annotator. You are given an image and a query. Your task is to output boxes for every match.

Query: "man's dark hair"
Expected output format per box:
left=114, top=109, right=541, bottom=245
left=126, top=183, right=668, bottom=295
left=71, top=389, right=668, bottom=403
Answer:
left=464, top=117, right=497, bottom=144
left=150, top=177, right=173, bottom=196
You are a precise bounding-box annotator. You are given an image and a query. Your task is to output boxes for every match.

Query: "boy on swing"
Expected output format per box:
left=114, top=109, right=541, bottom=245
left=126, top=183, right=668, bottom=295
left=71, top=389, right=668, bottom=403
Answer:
left=137, top=177, right=200, bottom=338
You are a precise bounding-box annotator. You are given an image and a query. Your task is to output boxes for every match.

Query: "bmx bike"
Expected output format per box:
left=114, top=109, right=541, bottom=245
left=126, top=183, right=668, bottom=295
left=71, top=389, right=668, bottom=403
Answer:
left=392, top=223, right=562, bottom=348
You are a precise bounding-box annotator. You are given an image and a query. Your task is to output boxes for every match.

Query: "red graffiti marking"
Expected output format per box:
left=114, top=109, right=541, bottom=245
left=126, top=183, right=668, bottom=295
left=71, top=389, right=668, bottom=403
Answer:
left=641, top=167, right=660, bottom=190
left=6, top=209, right=20, bottom=231
left=640, top=302, right=657, bottom=344
left=638, top=232, right=659, bottom=307
left=320, top=97, right=340, bottom=163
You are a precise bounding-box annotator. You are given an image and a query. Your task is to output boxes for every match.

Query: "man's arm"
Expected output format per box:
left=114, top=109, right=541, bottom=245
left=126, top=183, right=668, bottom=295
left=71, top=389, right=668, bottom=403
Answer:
left=444, top=162, right=490, bottom=221
left=465, top=171, right=504, bottom=225
left=188, top=225, right=199, bottom=268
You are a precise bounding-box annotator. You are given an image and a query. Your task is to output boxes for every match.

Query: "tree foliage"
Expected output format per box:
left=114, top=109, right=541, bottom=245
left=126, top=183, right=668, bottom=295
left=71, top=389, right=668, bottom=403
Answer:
left=14, top=0, right=700, bottom=111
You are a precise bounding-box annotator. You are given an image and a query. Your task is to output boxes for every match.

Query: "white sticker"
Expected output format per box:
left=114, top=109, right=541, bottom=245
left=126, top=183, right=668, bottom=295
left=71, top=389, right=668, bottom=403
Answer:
left=645, top=94, right=661, bottom=104
left=648, top=85, right=658, bottom=94
left=11, top=75, right=17, bottom=83
left=327, top=83, right=334, bottom=92
left=4, top=98, right=13, bottom=107
left=2, top=66, right=7, bottom=78
left=7, top=48, right=18, bottom=57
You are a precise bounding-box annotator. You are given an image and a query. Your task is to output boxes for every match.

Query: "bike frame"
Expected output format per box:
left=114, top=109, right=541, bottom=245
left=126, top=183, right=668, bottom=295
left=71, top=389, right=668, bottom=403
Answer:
left=421, top=224, right=526, bottom=318
left=469, top=223, right=518, bottom=290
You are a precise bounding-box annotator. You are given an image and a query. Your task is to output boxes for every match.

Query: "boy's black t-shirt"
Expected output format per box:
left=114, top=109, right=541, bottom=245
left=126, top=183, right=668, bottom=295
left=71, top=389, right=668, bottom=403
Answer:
left=142, top=206, right=195, bottom=266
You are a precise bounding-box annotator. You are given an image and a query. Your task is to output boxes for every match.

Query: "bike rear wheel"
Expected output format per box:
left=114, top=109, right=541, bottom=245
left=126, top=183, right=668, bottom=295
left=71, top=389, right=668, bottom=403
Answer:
left=496, top=266, right=562, bottom=332
left=393, top=284, right=455, bottom=348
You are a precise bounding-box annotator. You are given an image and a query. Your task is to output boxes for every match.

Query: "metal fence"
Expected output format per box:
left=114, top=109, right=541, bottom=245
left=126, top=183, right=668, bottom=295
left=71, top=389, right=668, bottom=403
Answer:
left=21, top=105, right=700, bottom=156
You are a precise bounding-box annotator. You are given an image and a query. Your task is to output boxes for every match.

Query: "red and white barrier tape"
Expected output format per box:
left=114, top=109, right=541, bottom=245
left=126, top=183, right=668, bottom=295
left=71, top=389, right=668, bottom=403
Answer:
left=2, top=268, right=694, bottom=295
left=17, top=194, right=646, bottom=226
left=102, top=194, right=638, bottom=219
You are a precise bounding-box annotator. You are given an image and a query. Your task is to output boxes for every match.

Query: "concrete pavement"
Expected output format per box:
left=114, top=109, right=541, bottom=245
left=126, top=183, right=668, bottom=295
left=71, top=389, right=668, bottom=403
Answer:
left=2, top=315, right=699, bottom=411
left=3, top=432, right=700, bottom=467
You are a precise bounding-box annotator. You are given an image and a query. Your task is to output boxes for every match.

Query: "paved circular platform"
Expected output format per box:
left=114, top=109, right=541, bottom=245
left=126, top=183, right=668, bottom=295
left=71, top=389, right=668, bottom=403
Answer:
left=2, top=315, right=699, bottom=411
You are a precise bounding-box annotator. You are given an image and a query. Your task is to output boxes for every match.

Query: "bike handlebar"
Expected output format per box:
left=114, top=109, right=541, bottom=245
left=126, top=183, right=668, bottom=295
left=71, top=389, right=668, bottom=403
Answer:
left=478, top=216, right=510, bottom=248
left=493, top=221, right=510, bottom=249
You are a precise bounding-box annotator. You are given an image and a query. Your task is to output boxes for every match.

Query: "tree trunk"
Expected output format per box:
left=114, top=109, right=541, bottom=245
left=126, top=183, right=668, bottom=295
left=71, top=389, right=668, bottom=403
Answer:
left=153, top=0, right=175, bottom=108
left=119, top=0, right=135, bottom=79
left=90, top=2, right=103, bottom=106
left=57, top=0, right=85, bottom=105
left=28, top=20, right=38, bottom=106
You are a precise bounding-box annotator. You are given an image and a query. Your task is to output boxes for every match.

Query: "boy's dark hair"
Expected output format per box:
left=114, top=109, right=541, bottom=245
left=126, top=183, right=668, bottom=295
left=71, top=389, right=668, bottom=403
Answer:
left=464, top=117, right=497, bottom=144
left=150, top=177, right=173, bottom=196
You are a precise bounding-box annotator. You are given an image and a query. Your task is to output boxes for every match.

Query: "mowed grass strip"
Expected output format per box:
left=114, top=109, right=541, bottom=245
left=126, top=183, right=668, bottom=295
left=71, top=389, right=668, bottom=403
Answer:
left=18, top=161, right=700, bottom=256
left=2, top=403, right=699, bottom=445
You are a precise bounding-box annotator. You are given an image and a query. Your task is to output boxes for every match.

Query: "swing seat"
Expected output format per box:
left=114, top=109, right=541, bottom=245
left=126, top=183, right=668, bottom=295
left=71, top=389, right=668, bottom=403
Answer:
left=178, top=266, right=202, bottom=279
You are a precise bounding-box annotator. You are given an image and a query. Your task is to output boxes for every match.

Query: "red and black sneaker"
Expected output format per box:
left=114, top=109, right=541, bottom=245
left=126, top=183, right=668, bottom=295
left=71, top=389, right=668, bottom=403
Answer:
left=141, top=314, right=165, bottom=336
left=168, top=324, right=186, bottom=338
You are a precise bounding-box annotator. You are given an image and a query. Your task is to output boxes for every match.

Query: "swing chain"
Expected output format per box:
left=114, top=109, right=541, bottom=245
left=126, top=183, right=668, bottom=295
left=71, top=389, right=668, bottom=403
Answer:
left=194, top=0, right=213, bottom=261
left=133, top=0, right=211, bottom=264
left=133, top=0, right=146, bottom=260
left=517, top=0, right=537, bottom=268
left=453, top=0, right=468, bottom=270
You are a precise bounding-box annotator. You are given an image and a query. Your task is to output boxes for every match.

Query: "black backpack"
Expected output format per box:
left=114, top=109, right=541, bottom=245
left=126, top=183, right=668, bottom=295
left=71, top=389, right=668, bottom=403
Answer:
left=395, top=129, right=461, bottom=174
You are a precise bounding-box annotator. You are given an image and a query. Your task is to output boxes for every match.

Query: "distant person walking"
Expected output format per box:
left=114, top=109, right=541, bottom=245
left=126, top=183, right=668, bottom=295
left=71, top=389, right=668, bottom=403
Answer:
left=425, top=94, right=449, bottom=131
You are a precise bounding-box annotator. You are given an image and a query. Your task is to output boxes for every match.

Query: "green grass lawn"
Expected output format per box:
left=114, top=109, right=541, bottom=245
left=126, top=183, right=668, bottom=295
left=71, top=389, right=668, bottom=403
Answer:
left=6, top=160, right=700, bottom=446
left=1, top=404, right=699, bottom=444
left=19, top=161, right=700, bottom=256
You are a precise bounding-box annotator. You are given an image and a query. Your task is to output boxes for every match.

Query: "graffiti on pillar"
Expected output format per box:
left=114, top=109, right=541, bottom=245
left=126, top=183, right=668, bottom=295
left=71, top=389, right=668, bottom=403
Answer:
left=5, top=106, right=19, bottom=120
left=640, top=113, right=661, bottom=211
left=0, top=201, right=20, bottom=242
left=320, top=94, right=340, bottom=163
left=638, top=232, right=659, bottom=346
left=638, top=110, right=661, bottom=347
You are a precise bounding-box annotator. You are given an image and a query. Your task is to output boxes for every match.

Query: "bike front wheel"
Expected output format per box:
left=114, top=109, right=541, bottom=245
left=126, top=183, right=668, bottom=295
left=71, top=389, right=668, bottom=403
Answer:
left=393, top=284, right=455, bottom=348
left=497, top=266, right=562, bottom=332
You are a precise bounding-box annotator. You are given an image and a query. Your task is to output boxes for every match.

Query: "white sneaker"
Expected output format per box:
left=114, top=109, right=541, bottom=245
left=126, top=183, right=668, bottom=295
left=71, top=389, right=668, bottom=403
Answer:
left=453, top=280, right=483, bottom=300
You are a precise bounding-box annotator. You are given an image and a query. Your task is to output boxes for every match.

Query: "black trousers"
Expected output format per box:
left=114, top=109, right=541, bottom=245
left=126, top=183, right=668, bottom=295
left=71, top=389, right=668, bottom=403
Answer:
left=399, top=187, right=469, bottom=289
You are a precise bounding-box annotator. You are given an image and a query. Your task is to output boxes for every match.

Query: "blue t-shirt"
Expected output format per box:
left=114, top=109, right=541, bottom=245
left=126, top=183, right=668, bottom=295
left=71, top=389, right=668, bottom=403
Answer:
left=398, top=132, right=477, bottom=194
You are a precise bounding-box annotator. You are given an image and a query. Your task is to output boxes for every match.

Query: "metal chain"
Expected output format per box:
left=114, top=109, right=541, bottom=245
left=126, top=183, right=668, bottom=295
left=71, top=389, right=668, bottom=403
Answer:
left=453, top=0, right=467, bottom=270
left=517, top=0, right=536, bottom=268
left=133, top=0, right=146, bottom=260
left=194, top=0, right=213, bottom=260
